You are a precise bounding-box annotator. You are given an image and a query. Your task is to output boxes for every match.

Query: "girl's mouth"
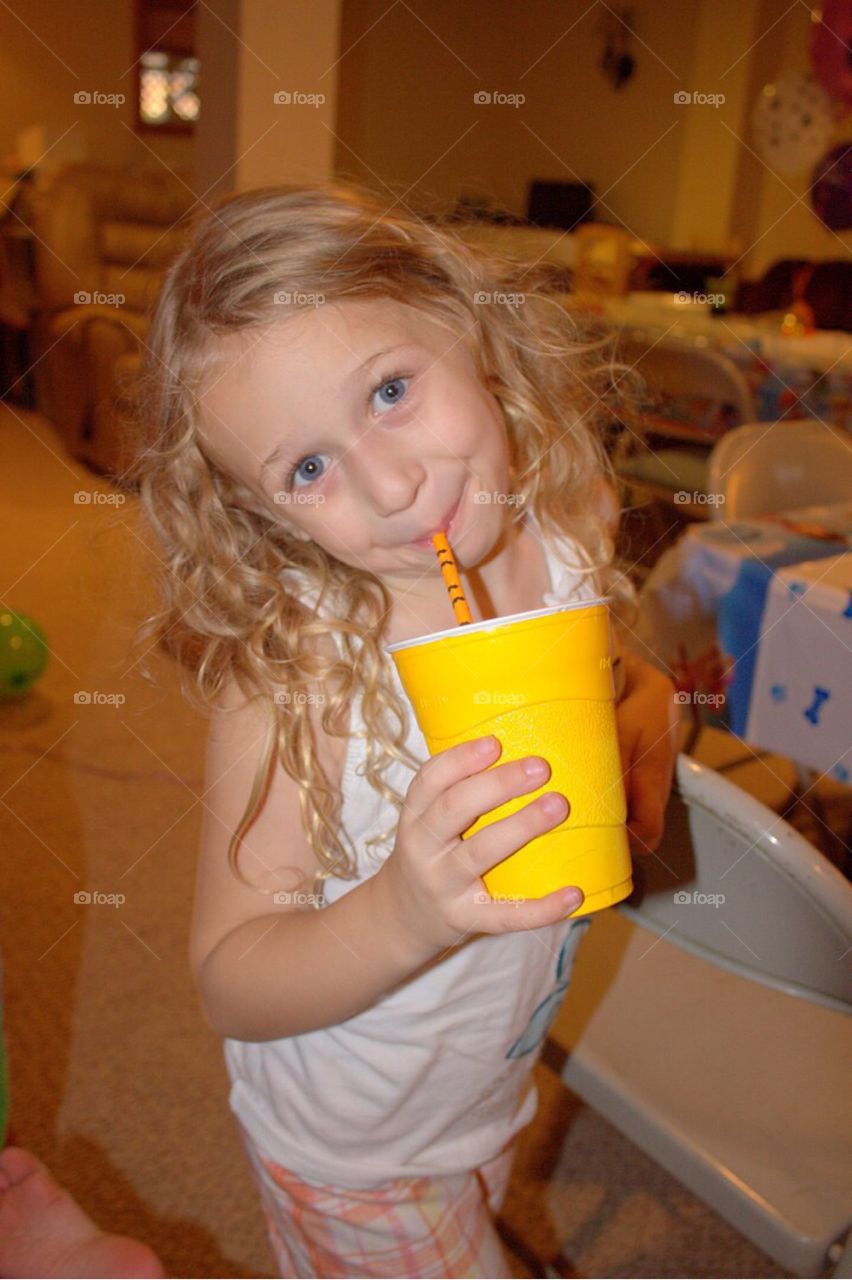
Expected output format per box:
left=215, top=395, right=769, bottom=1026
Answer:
left=412, top=492, right=463, bottom=547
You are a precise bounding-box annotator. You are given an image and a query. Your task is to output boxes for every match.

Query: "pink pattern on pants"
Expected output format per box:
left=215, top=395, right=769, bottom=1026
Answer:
left=238, top=1125, right=517, bottom=1278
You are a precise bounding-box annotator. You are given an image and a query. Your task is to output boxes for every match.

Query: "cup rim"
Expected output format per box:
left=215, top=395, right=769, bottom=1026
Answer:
left=384, top=596, right=611, bottom=655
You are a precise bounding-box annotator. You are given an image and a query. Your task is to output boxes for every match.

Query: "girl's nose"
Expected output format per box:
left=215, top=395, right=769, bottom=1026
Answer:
left=349, top=434, right=427, bottom=516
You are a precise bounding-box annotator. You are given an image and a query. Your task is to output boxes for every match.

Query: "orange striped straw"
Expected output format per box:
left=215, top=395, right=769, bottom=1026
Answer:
left=432, top=531, right=473, bottom=625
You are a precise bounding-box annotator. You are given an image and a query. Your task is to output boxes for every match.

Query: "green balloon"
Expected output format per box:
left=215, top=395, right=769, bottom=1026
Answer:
left=0, top=611, right=48, bottom=697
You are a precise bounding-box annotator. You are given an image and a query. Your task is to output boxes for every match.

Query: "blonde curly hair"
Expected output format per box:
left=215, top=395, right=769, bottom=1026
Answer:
left=129, top=181, right=636, bottom=902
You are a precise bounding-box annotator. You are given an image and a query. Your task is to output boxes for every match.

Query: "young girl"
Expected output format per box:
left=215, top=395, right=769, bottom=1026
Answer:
left=132, top=184, right=677, bottom=1279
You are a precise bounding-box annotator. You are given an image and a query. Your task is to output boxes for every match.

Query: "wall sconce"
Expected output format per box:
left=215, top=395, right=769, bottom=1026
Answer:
left=600, top=6, right=637, bottom=90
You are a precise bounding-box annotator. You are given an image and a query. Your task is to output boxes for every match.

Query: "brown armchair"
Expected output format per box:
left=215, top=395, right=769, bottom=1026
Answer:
left=28, top=163, right=195, bottom=480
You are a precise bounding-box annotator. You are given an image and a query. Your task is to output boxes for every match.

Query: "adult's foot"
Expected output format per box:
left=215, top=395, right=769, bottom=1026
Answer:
left=0, top=1147, right=164, bottom=1278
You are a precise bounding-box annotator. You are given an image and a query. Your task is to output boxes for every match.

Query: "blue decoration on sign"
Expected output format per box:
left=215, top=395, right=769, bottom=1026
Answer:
left=770, top=684, right=788, bottom=703
left=834, top=763, right=850, bottom=783
left=842, top=593, right=852, bottom=620
left=787, top=580, right=807, bottom=597
left=507, top=918, right=592, bottom=1059
left=804, top=687, right=831, bottom=726
left=717, top=536, right=845, bottom=737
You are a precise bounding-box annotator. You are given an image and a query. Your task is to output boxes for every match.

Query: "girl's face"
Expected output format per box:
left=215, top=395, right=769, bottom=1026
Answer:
left=198, top=298, right=518, bottom=601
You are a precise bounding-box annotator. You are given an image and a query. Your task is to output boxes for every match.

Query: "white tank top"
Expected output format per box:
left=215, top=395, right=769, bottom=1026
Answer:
left=224, top=513, right=602, bottom=1188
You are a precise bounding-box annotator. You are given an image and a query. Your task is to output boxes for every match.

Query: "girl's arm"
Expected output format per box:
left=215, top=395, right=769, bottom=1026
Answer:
left=613, top=644, right=679, bottom=853
left=197, top=874, right=432, bottom=1042
left=191, top=683, right=439, bottom=1043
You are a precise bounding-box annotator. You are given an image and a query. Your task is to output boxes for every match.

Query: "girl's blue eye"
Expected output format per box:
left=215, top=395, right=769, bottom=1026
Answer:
left=288, top=454, right=328, bottom=489
left=372, top=375, right=408, bottom=413
left=284, top=373, right=409, bottom=490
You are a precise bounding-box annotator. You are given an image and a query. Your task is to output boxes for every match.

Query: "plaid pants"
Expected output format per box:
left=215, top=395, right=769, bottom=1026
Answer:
left=238, top=1123, right=516, bottom=1278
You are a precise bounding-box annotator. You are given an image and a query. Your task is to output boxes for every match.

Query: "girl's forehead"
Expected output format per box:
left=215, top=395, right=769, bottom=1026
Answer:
left=276, top=297, right=454, bottom=350
left=207, top=297, right=470, bottom=378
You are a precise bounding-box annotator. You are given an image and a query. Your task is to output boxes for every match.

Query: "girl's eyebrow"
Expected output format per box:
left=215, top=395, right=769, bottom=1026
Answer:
left=261, top=439, right=294, bottom=477
left=341, top=343, right=413, bottom=387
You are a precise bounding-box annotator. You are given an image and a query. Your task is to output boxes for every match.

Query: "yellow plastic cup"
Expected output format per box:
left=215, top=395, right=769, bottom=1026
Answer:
left=386, top=600, right=631, bottom=917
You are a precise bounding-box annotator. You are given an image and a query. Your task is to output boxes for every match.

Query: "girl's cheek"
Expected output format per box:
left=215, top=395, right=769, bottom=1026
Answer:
left=437, top=390, right=481, bottom=442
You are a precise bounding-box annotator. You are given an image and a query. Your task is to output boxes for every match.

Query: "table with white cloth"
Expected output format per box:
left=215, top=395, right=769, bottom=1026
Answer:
left=578, top=293, right=852, bottom=432
left=634, top=503, right=852, bottom=783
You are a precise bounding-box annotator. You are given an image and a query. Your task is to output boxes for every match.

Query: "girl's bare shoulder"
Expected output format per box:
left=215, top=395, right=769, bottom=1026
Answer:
left=190, top=645, right=349, bottom=978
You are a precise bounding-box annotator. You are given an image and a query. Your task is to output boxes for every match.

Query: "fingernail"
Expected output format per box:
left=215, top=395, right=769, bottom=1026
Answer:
left=523, top=757, right=548, bottom=778
left=562, top=889, right=583, bottom=909
left=541, top=792, right=567, bottom=816
left=475, top=735, right=497, bottom=755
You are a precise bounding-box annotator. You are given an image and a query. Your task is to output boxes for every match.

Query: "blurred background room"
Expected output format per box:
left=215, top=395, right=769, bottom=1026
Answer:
left=0, top=2, right=850, bottom=1276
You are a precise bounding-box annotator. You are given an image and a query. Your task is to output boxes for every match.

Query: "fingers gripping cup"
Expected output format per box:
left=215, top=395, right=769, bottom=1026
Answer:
left=386, top=601, right=632, bottom=917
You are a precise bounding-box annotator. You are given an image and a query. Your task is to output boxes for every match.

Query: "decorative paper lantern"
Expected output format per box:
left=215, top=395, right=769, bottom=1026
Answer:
left=811, top=142, right=852, bottom=229
left=0, top=611, right=48, bottom=697
left=810, top=0, right=852, bottom=106
left=750, top=70, right=835, bottom=175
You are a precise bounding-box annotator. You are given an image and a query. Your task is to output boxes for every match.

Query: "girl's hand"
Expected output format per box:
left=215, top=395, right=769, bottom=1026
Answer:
left=378, top=737, right=584, bottom=955
left=615, top=648, right=680, bottom=854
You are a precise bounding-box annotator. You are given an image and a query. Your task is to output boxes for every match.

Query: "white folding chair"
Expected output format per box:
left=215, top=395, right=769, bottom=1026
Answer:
left=707, top=418, right=852, bottom=520
left=613, top=337, right=756, bottom=521
left=522, top=755, right=852, bottom=1278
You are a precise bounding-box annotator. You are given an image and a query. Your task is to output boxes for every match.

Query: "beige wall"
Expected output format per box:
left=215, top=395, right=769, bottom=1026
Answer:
left=196, top=0, right=341, bottom=196
left=195, top=0, right=240, bottom=200
left=668, top=0, right=761, bottom=254
left=235, top=0, right=341, bottom=189
left=0, top=0, right=192, bottom=181
left=335, top=0, right=852, bottom=278
left=738, top=1, right=852, bottom=275
left=3, top=0, right=849, bottom=280
left=334, top=0, right=702, bottom=243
